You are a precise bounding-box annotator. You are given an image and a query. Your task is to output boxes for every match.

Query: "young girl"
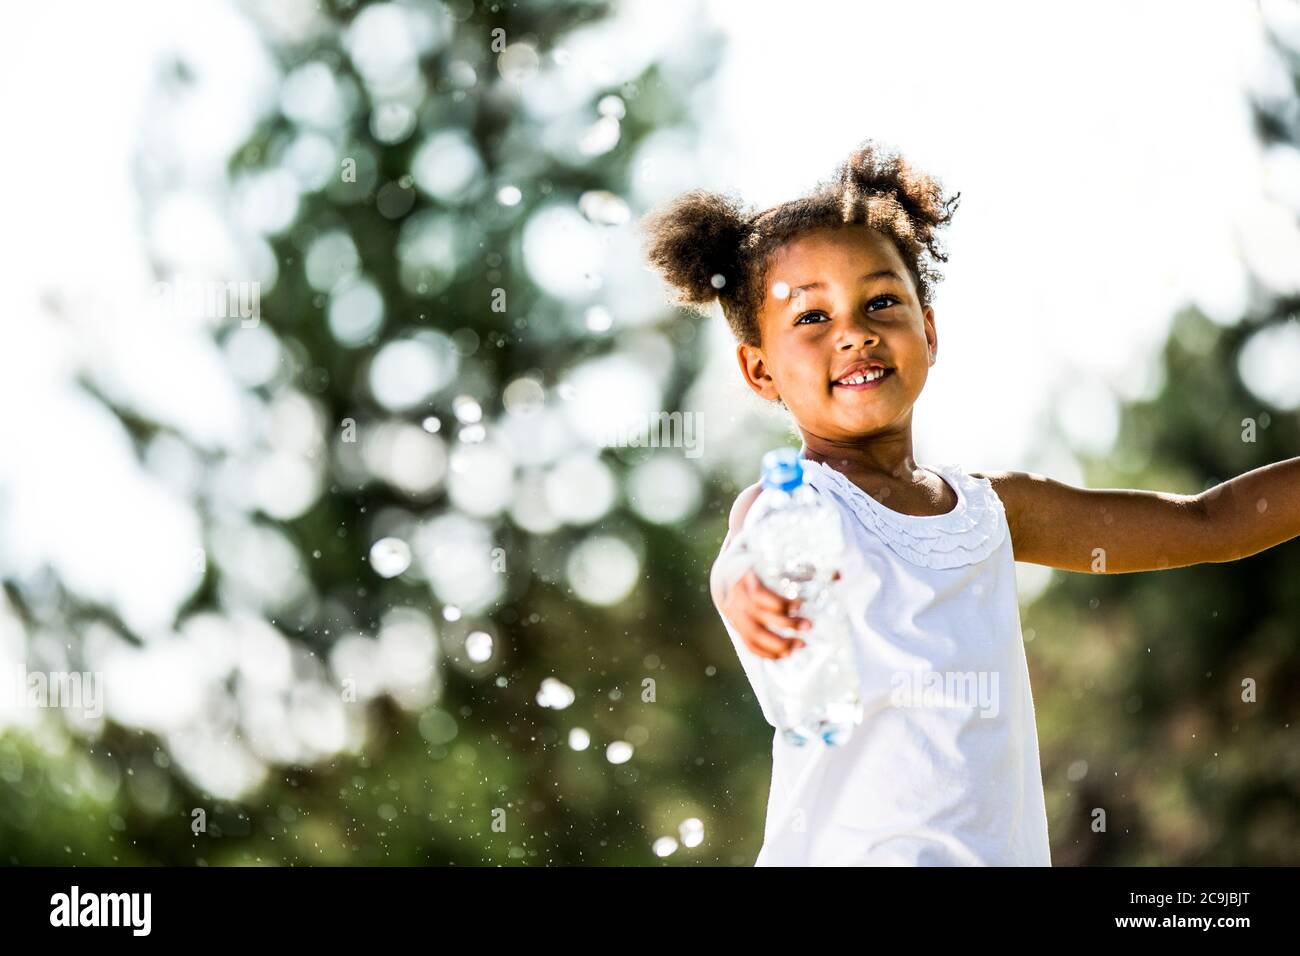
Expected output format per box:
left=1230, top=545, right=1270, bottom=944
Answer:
left=638, top=140, right=1300, bottom=866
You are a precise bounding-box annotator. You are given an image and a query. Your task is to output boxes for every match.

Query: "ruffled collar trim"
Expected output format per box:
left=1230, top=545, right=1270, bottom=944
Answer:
left=798, top=457, right=1007, bottom=569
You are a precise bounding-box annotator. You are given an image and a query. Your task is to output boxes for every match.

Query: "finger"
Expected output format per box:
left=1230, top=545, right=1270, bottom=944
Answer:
left=740, top=572, right=789, bottom=613
left=744, top=631, right=800, bottom=660
left=751, top=620, right=808, bottom=660
left=719, top=598, right=780, bottom=650
left=741, top=616, right=804, bottom=658
left=753, top=606, right=812, bottom=639
left=742, top=574, right=808, bottom=623
left=739, top=622, right=785, bottom=658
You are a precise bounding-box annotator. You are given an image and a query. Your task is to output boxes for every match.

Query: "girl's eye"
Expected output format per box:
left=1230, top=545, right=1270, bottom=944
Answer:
left=794, top=296, right=897, bottom=325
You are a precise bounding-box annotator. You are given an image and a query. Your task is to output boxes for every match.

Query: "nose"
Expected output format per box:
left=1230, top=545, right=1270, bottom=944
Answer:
left=835, top=312, right=881, bottom=350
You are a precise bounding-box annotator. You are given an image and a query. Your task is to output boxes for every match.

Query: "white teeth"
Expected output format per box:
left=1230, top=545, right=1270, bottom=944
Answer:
left=838, top=368, right=886, bottom=385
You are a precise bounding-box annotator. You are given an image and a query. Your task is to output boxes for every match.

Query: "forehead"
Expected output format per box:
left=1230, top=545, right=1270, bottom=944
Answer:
left=764, top=224, right=903, bottom=286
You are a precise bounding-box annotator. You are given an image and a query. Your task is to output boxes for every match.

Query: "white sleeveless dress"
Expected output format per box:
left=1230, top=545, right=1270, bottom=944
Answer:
left=715, top=456, right=1052, bottom=866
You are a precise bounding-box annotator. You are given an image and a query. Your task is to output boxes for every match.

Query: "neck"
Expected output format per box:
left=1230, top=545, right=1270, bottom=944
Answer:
left=797, top=429, right=918, bottom=480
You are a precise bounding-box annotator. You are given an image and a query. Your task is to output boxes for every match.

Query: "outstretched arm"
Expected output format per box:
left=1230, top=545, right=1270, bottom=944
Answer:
left=975, top=457, right=1300, bottom=573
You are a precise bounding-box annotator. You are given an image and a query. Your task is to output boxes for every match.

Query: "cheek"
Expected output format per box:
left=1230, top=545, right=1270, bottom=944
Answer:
left=897, top=331, right=932, bottom=367
left=886, top=338, right=928, bottom=388
left=781, top=350, right=824, bottom=389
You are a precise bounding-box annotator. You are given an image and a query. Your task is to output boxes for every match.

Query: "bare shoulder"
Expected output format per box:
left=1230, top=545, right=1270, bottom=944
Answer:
left=966, top=469, right=1047, bottom=540
left=967, top=469, right=1041, bottom=493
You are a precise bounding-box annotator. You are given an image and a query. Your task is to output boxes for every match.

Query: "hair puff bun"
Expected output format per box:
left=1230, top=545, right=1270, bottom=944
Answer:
left=639, top=189, right=752, bottom=311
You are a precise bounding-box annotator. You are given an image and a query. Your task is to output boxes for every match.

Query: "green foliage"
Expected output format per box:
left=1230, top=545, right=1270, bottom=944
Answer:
left=1025, top=305, right=1300, bottom=864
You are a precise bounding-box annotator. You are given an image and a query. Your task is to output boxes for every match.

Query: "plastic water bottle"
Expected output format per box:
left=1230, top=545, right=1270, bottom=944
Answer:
left=745, top=448, right=863, bottom=747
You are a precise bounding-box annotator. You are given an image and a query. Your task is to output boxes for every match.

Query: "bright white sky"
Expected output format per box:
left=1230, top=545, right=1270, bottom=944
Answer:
left=699, top=0, right=1300, bottom=480
left=0, top=0, right=265, bottom=636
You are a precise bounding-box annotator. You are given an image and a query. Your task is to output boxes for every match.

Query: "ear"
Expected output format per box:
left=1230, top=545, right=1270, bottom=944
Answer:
left=736, top=342, right=781, bottom=401
left=922, top=305, right=938, bottom=366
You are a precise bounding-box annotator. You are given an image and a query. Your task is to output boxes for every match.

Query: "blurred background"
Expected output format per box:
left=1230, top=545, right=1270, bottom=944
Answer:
left=0, top=0, right=1297, bottom=865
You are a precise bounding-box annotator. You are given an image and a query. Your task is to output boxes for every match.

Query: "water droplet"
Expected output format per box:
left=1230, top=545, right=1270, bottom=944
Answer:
left=503, top=376, right=545, bottom=415
left=605, top=740, right=633, bottom=764
left=597, top=95, right=626, bottom=119
left=465, top=630, right=493, bottom=663
left=453, top=395, right=482, bottom=423
left=536, top=677, right=576, bottom=710
left=368, top=537, right=411, bottom=578
left=652, top=836, right=678, bottom=857
left=679, top=817, right=704, bottom=847
left=578, top=190, right=630, bottom=226
left=498, top=43, right=540, bottom=84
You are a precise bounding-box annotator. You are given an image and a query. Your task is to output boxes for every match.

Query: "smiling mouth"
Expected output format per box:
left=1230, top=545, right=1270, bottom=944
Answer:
left=833, top=368, right=894, bottom=391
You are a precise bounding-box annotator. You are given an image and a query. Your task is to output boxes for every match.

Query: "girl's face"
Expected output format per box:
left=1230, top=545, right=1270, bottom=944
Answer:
left=737, top=225, right=937, bottom=444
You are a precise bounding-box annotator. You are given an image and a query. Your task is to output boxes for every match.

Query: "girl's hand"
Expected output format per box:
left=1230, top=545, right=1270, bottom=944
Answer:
left=712, top=480, right=845, bottom=659
left=719, top=569, right=814, bottom=660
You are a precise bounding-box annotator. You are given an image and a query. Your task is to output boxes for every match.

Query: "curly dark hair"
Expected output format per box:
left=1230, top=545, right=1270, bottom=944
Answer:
left=638, top=139, right=960, bottom=347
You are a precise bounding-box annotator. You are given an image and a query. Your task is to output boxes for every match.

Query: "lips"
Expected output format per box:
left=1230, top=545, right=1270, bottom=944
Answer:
left=833, top=369, right=893, bottom=391
left=832, top=361, right=893, bottom=390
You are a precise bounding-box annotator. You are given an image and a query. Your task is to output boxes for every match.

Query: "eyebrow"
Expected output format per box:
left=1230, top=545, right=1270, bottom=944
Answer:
left=788, top=269, right=904, bottom=300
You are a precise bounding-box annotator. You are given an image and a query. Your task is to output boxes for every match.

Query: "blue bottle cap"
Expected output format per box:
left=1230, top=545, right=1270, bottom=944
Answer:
left=761, top=448, right=804, bottom=492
